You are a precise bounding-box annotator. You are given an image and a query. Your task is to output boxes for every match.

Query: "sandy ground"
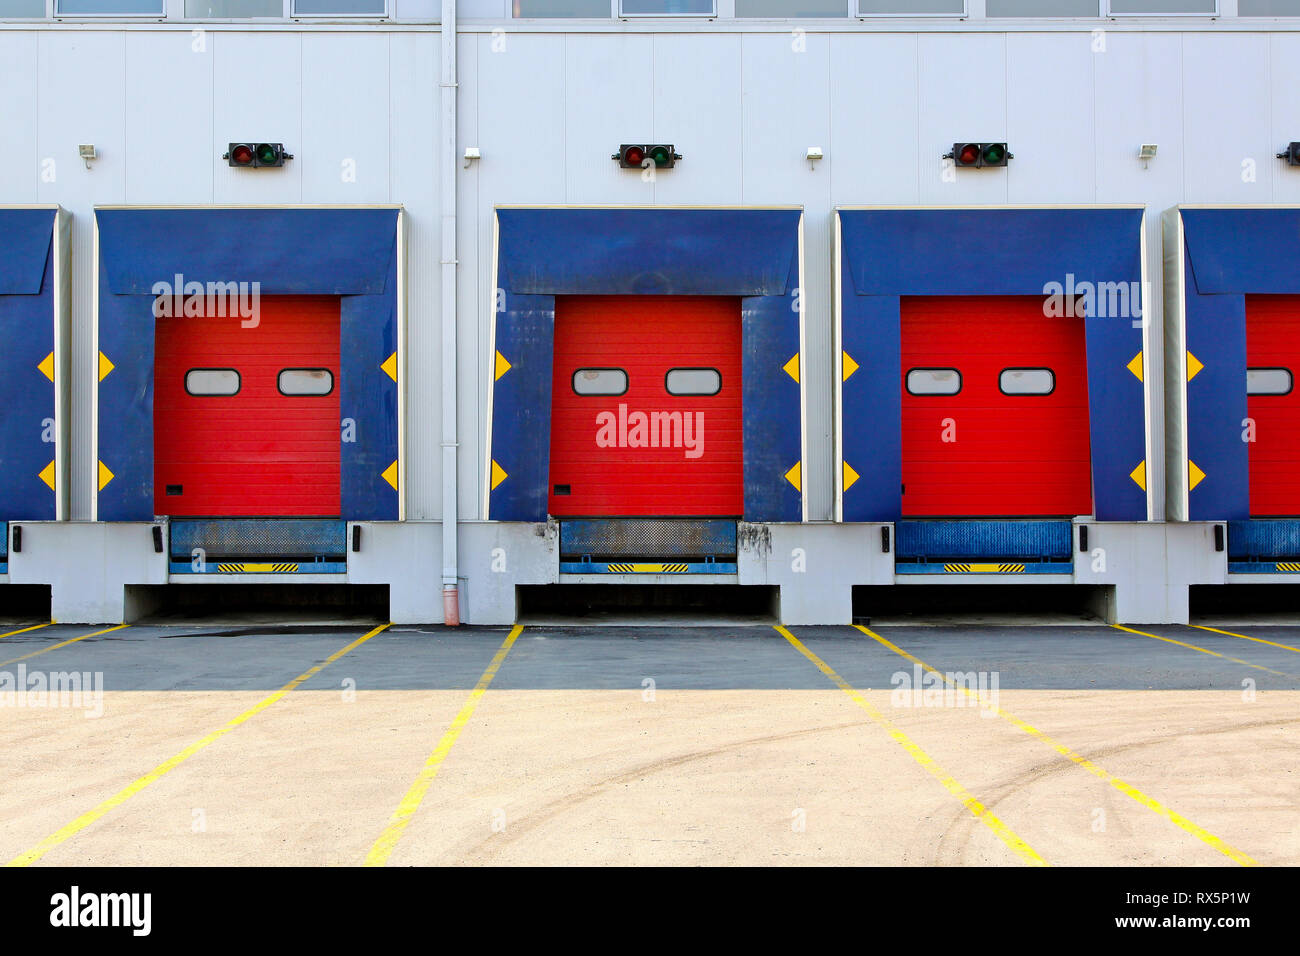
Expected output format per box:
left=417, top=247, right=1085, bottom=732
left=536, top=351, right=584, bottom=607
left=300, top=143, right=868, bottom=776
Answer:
left=1, top=687, right=1294, bottom=866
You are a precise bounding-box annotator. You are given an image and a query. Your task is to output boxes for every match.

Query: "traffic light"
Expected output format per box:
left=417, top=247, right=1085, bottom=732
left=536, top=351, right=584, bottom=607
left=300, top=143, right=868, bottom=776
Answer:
left=1278, top=143, right=1300, bottom=166
left=225, top=143, right=293, bottom=168
left=949, top=142, right=1011, bottom=168
left=613, top=144, right=681, bottom=169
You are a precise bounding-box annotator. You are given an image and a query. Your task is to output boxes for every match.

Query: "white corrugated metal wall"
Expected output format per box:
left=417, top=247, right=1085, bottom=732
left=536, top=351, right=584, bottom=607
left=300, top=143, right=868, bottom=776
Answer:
left=4, top=20, right=1300, bottom=524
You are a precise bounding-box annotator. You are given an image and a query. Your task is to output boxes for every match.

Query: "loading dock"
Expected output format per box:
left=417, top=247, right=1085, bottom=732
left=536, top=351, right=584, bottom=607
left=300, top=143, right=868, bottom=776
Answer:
left=833, top=205, right=1189, bottom=623
left=1165, top=205, right=1300, bottom=602
left=483, top=206, right=806, bottom=616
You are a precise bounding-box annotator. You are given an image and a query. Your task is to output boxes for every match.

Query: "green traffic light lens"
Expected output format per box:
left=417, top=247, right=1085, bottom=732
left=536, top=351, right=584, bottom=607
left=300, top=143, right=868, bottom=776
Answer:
left=256, top=144, right=278, bottom=165
left=982, top=144, right=1005, bottom=164
left=650, top=146, right=670, bottom=166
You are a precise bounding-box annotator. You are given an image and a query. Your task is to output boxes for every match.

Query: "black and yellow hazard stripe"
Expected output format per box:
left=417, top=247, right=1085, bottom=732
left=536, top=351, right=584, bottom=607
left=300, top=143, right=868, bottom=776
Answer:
left=215, top=563, right=301, bottom=573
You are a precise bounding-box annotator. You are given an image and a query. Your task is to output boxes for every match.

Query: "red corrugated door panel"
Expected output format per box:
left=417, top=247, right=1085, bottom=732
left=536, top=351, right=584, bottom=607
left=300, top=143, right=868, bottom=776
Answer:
left=900, top=295, right=1093, bottom=517
left=154, top=295, right=341, bottom=517
left=1245, top=295, right=1300, bottom=516
left=548, top=295, right=743, bottom=517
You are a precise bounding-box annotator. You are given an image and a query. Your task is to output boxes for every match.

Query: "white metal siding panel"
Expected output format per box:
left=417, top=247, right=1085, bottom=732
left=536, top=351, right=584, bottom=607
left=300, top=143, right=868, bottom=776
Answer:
left=564, top=35, right=655, bottom=205
left=125, top=33, right=215, bottom=205
left=1269, top=35, right=1300, bottom=204
left=1006, top=33, right=1096, bottom=203
left=302, top=34, right=392, bottom=205
left=1181, top=33, right=1272, bottom=203
left=475, top=34, right=566, bottom=205
left=0, top=34, right=38, bottom=205
left=829, top=33, right=921, bottom=205
left=918, top=33, right=1008, bottom=205
left=213, top=33, right=304, bottom=204
left=652, top=34, right=743, bottom=206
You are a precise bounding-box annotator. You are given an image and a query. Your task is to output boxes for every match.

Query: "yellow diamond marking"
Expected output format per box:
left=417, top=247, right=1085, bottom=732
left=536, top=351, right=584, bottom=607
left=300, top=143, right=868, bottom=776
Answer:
left=97, top=461, right=114, bottom=491
left=495, top=351, right=512, bottom=381
left=1126, top=352, right=1143, bottom=382
left=381, top=352, right=398, bottom=382
left=98, top=352, right=115, bottom=382
left=38, top=461, right=56, bottom=491
left=491, top=459, right=508, bottom=491
left=843, top=461, right=860, bottom=492
left=1186, top=352, right=1204, bottom=382
left=784, top=461, right=802, bottom=493
left=38, top=352, right=54, bottom=382
left=782, top=353, right=800, bottom=384
left=842, top=352, right=859, bottom=382
left=1189, top=460, right=1206, bottom=491
left=381, top=460, right=399, bottom=491
left=1129, top=460, right=1146, bottom=492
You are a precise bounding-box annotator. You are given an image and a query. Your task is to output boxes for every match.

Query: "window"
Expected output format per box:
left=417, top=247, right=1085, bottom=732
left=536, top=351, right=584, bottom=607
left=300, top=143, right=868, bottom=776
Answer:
left=665, top=368, right=721, bottom=396
left=0, top=0, right=45, bottom=15
left=514, top=0, right=609, bottom=14
left=1107, top=0, right=1214, bottom=12
left=620, top=0, right=715, bottom=15
left=1240, top=0, right=1300, bottom=12
left=987, top=0, right=1098, bottom=14
left=56, top=0, right=163, bottom=12
left=906, top=368, right=962, bottom=396
left=186, top=0, right=281, bottom=15
left=572, top=368, right=628, bottom=396
left=736, top=0, right=847, bottom=14
left=857, top=0, right=964, bottom=15
left=1247, top=368, right=1293, bottom=396
left=278, top=368, right=335, bottom=396
left=999, top=368, right=1056, bottom=395
left=291, top=0, right=385, bottom=13
left=186, top=369, right=241, bottom=397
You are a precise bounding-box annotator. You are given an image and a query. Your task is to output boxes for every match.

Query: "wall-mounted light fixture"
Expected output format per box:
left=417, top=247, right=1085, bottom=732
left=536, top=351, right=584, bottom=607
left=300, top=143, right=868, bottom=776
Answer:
left=78, top=144, right=97, bottom=170
left=463, top=146, right=481, bottom=169
left=1138, top=144, right=1158, bottom=169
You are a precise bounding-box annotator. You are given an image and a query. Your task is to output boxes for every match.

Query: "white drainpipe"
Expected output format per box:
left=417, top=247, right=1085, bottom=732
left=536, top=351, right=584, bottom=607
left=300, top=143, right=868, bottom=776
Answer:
left=440, top=0, right=460, bottom=625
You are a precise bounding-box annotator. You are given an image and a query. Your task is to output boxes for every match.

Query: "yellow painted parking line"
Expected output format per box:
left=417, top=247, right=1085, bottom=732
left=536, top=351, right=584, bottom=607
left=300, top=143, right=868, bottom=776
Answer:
left=0, top=622, right=53, bottom=640
left=774, top=624, right=1047, bottom=867
left=1111, top=624, right=1300, bottom=680
left=365, top=624, right=523, bottom=867
left=7, top=622, right=392, bottom=868
left=0, top=624, right=128, bottom=668
left=857, top=624, right=1259, bottom=867
left=1190, top=624, right=1300, bottom=654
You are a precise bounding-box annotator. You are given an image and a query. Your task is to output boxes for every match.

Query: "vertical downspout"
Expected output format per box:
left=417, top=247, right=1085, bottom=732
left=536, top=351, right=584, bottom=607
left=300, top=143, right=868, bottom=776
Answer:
left=440, top=0, right=460, bottom=625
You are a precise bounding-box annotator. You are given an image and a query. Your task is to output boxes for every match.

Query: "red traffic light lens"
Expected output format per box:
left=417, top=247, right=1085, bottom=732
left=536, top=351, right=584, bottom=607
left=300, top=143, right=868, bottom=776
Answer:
left=623, top=146, right=645, bottom=166
left=957, top=144, right=980, bottom=165
left=231, top=144, right=254, bottom=166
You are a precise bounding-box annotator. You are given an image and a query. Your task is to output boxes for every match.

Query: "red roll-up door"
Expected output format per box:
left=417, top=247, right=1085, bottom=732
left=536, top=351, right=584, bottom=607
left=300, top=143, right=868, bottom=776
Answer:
left=1246, top=295, right=1300, bottom=516
left=900, top=295, right=1092, bottom=517
left=548, top=294, right=743, bottom=517
left=154, top=295, right=341, bottom=517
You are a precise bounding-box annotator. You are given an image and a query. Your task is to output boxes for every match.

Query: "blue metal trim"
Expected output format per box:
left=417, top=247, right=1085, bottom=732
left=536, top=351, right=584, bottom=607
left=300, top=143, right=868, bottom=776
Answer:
left=0, top=522, right=7, bottom=561
left=1228, top=562, right=1300, bottom=574
left=0, top=216, right=57, bottom=522
left=169, top=518, right=347, bottom=559
left=489, top=208, right=804, bottom=524
left=169, top=561, right=348, bottom=574
left=96, top=208, right=400, bottom=522
left=1227, top=520, right=1300, bottom=560
left=896, top=563, right=1074, bottom=575
left=895, top=519, right=1073, bottom=562
left=1182, top=208, right=1300, bottom=295
left=837, top=208, right=1147, bottom=523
